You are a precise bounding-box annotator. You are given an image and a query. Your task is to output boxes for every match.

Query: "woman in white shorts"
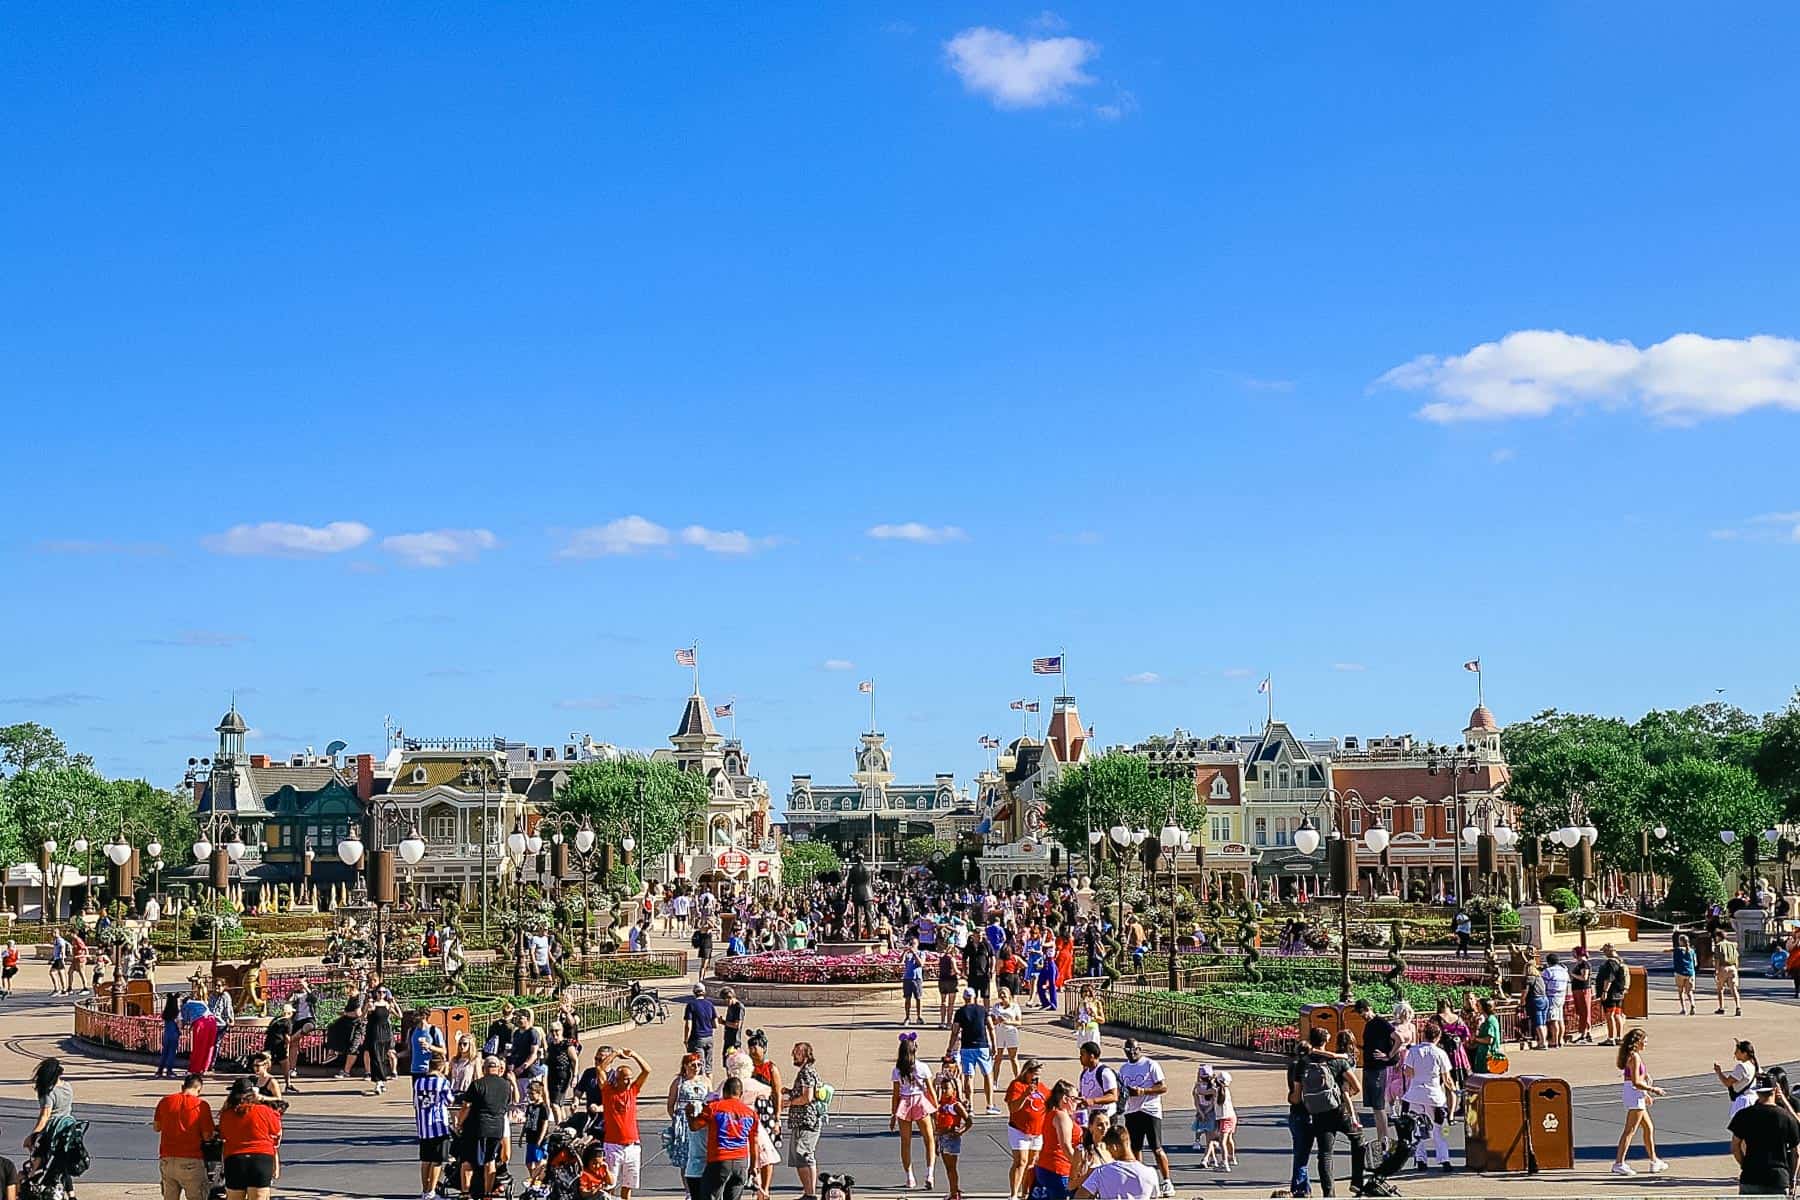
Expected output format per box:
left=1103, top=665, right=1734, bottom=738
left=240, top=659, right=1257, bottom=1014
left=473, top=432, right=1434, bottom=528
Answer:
left=1611, top=1028, right=1669, bottom=1177
left=992, top=988, right=1024, bottom=1080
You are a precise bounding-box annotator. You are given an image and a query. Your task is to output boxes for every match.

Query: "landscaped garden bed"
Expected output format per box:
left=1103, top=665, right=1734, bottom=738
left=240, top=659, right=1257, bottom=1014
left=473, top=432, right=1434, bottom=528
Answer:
left=711, top=948, right=942, bottom=984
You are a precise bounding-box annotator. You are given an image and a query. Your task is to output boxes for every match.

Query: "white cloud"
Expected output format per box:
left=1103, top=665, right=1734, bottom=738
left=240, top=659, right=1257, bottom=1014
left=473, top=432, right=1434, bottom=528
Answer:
left=678, top=525, right=777, bottom=555
left=381, top=528, right=499, bottom=568
left=1378, top=330, right=1800, bottom=424
left=1332, top=662, right=1367, bottom=672
left=559, top=517, right=776, bottom=558
left=558, top=516, right=672, bottom=558
left=1490, top=447, right=1516, bottom=464
left=1221, top=667, right=1255, bottom=679
left=1122, top=671, right=1162, bottom=685
left=1715, top=511, right=1800, bottom=543
left=203, top=520, right=372, bottom=557
left=141, top=630, right=250, bottom=648
left=822, top=659, right=857, bottom=672
left=1029, top=10, right=1070, bottom=32
left=1095, top=90, right=1138, bottom=121
left=945, top=25, right=1098, bottom=109
left=867, top=522, right=968, bottom=544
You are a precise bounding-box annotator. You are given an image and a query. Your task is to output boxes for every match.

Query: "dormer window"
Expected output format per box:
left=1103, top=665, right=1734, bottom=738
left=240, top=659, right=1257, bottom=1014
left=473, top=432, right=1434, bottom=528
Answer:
left=1210, top=775, right=1231, bottom=800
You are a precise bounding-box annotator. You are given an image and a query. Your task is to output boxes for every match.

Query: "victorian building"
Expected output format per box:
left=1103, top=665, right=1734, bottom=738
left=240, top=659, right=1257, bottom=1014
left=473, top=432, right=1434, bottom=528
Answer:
left=652, top=693, right=779, bottom=890
left=785, top=729, right=956, bottom=873
left=977, top=695, right=1093, bottom=888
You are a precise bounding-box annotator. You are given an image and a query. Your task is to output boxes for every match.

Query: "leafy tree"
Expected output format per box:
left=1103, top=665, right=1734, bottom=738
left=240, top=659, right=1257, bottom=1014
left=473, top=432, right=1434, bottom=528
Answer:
left=1756, top=691, right=1800, bottom=819
left=781, top=840, right=841, bottom=888
left=1643, top=756, right=1776, bottom=870
left=551, top=755, right=709, bottom=862
left=0, top=722, right=93, bottom=777
left=0, top=764, right=111, bottom=870
left=1636, top=703, right=1763, bottom=772
left=900, top=835, right=955, bottom=866
left=1042, top=751, right=1205, bottom=856
left=1666, top=851, right=1727, bottom=914
left=1501, top=711, right=1647, bottom=862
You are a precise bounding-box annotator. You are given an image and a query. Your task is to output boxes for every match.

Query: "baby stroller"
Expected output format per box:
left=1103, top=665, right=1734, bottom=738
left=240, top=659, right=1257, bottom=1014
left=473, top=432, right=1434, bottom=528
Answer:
left=20, top=1116, right=90, bottom=1200
left=1354, top=1109, right=1426, bottom=1198
left=440, top=1133, right=518, bottom=1200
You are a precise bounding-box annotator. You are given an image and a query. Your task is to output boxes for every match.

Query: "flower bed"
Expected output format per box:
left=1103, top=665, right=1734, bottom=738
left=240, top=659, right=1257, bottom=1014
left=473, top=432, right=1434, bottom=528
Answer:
left=711, top=949, right=941, bottom=985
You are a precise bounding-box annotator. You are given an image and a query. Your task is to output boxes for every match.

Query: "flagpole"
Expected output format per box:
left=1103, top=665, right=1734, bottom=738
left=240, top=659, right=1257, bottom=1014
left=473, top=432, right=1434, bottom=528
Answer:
left=1267, top=676, right=1274, bottom=726
left=870, top=680, right=877, bottom=733
left=1061, top=645, right=1068, bottom=698
left=691, top=640, right=700, bottom=696
left=730, top=697, right=738, bottom=741
left=1476, top=664, right=1485, bottom=709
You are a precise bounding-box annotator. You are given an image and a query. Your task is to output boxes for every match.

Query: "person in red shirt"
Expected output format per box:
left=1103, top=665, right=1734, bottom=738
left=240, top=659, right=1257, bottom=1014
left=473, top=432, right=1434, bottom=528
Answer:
left=218, top=1077, right=282, bottom=1200
left=690, top=1076, right=759, bottom=1200
left=1033, top=1080, right=1078, bottom=1200
left=154, top=1072, right=216, bottom=1200
left=599, top=1048, right=651, bottom=1198
left=1005, top=1058, right=1049, bottom=1200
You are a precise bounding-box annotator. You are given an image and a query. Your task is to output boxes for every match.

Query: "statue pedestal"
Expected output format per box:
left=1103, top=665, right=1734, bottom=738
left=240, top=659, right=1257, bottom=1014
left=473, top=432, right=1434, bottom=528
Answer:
left=1519, top=905, right=1556, bottom=949
left=1074, top=884, right=1095, bottom=919
left=1734, top=907, right=1774, bottom=955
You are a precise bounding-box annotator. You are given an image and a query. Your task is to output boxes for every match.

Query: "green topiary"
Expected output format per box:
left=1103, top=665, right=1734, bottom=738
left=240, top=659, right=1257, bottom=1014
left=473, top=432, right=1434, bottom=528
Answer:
left=1547, top=886, right=1580, bottom=914
left=1667, top=851, right=1727, bottom=915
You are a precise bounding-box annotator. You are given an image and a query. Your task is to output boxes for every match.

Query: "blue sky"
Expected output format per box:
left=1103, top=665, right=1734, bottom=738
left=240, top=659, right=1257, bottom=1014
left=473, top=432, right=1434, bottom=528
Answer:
left=4, top=4, right=1798, bottom=797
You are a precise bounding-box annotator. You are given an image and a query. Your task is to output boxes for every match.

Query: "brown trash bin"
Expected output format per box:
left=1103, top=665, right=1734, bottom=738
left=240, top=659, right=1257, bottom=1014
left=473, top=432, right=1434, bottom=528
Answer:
left=1519, top=1075, right=1574, bottom=1171
left=1300, top=1003, right=1343, bottom=1050
left=1464, top=1074, right=1529, bottom=1172
left=428, top=1005, right=472, bottom=1050
left=1623, top=966, right=1649, bottom=1018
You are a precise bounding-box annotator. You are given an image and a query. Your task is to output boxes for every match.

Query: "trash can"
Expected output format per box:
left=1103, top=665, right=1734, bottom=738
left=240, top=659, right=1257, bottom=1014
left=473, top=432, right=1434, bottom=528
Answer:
left=1464, top=1074, right=1528, bottom=1172
left=1624, top=966, right=1649, bottom=1018
left=428, top=1005, right=471, bottom=1050
left=1519, top=1075, right=1573, bottom=1171
left=1300, top=1003, right=1343, bottom=1049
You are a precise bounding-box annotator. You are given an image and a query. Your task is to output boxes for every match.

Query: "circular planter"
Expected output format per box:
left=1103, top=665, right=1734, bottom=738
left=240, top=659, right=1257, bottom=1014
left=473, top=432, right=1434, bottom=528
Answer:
left=699, top=976, right=905, bottom=1007
left=814, top=940, right=885, bottom=956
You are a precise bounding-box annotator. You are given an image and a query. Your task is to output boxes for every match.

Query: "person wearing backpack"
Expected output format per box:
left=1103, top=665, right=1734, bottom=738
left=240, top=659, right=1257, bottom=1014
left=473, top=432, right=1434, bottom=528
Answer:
left=1299, top=1026, right=1365, bottom=1197
left=1284, top=1042, right=1315, bottom=1197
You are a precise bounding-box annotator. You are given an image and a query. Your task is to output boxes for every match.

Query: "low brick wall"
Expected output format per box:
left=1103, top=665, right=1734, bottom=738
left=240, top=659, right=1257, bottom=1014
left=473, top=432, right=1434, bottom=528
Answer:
left=698, top=976, right=906, bottom=1007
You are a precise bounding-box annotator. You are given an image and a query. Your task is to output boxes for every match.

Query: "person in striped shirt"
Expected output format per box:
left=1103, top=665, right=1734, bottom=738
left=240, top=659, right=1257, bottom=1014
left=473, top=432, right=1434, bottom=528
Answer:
left=413, top=1050, right=455, bottom=1200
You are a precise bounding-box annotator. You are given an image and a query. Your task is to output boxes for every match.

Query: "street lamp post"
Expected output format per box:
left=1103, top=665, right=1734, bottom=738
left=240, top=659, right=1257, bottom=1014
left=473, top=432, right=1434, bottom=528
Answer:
left=190, top=813, right=247, bottom=974
left=543, top=813, right=599, bottom=955
left=461, top=757, right=503, bottom=942
left=1427, top=751, right=1480, bottom=907
left=1295, top=788, right=1386, bottom=1003
left=1158, top=814, right=1193, bottom=994
left=1547, top=800, right=1599, bottom=951
left=340, top=799, right=426, bottom=976
left=506, top=818, right=540, bottom=995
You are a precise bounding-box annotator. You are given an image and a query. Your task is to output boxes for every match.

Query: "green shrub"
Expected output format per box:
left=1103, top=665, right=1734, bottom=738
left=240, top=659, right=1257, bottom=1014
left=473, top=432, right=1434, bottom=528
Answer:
left=1667, top=852, right=1727, bottom=915
left=1547, top=887, right=1580, bottom=913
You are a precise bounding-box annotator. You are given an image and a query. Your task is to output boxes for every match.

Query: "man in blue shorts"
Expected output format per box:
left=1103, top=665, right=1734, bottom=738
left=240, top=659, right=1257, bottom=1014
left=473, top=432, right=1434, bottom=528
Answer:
left=946, top=986, right=997, bottom=1115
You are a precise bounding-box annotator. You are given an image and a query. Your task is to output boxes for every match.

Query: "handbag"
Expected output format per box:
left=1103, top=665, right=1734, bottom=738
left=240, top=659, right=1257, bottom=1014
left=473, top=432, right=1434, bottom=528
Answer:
left=1487, top=1051, right=1511, bottom=1074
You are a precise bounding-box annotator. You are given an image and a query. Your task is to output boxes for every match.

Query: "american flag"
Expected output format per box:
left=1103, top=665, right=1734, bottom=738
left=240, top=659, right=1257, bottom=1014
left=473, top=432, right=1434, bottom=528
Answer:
left=1009, top=699, right=1026, bottom=711
left=858, top=680, right=873, bottom=694
left=1032, top=655, right=1062, bottom=675
left=1257, top=676, right=1270, bottom=694
left=1024, top=701, right=1041, bottom=713
left=674, top=647, right=697, bottom=667
left=713, top=702, right=734, bottom=718
left=1463, top=659, right=1481, bottom=673
left=979, top=735, right=999, bottom=749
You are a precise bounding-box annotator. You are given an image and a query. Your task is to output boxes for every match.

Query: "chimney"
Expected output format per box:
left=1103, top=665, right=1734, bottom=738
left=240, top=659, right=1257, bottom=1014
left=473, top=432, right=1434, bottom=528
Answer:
left=249, top=754, right=271, bottom=768
left=355, top=754, right=376, bottom=801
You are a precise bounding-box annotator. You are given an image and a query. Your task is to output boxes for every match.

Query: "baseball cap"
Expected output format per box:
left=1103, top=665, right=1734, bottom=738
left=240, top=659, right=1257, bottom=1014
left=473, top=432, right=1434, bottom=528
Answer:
left=692, top=983, right=705, bottom=995
left=961, top=986, right=975, bottom=999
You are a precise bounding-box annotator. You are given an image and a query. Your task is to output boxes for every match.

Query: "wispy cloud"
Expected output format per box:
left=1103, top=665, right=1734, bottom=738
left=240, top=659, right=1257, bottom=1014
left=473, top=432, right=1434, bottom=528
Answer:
left=559, top=516, right=672, bottom=558
left=1221, top=667, right=1255, bottom=679
left=1052, top=531, right=1103, bottom=546
left=678, top=526, right=779, bottom=555
left=867, top=522, right=968, bottom=544
left=381, top=528, right=499, bottom=568
left=1377, top=330, right=1800, bottom=424
left=1711, top=511, right=1800, bottom=544
left=1241, top=376, right=1295, bottom=393
left=1028, top=10, right=1070, bottom=32
left=553, top=695, right=655, bottom=711
left=945, top=24, right=1098, bottom=109
left=881, top=19, right=916, bottom=36
left=1332, top=662, right=1367, bottom=672
left=1122, top=671, right=1162, bottom=685
left=141, top=630, right=251, bottom=648
left=1, top=691, right=103, bottom=707
left=1489, top=448, right=1516, bottom=464
left=1094, top=90, right=1138, bottom=121
left=822, top=659, right=857, bottom=672
left=37, top=538, right=168, bottom=556
left=559, top=517, right=777, bottom=558
left=203, top=520, right=373, bottom=557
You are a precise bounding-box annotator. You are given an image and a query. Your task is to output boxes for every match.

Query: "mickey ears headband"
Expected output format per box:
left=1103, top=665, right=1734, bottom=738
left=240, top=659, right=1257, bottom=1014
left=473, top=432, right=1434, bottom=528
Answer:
left=747, top=1028, right=768, bottom=1045
left=899, top=1031, right=918, bottom=1043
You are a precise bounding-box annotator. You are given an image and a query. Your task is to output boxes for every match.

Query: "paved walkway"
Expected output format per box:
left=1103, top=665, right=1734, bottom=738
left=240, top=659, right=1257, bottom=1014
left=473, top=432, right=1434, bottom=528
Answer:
left=0, top=928, right=1788, bottom=1197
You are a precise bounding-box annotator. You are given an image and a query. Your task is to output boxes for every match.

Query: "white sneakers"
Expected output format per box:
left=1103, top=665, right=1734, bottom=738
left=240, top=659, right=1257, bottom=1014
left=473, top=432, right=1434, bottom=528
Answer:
left=1611, top=1163, right=1635, bottom=1176
left=1158, top=1180, right=1175, bottom=1198
left=1615, top=1160, right=1670, bottom=1176
left=1650, top=1159, right=1670, bottom=1173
